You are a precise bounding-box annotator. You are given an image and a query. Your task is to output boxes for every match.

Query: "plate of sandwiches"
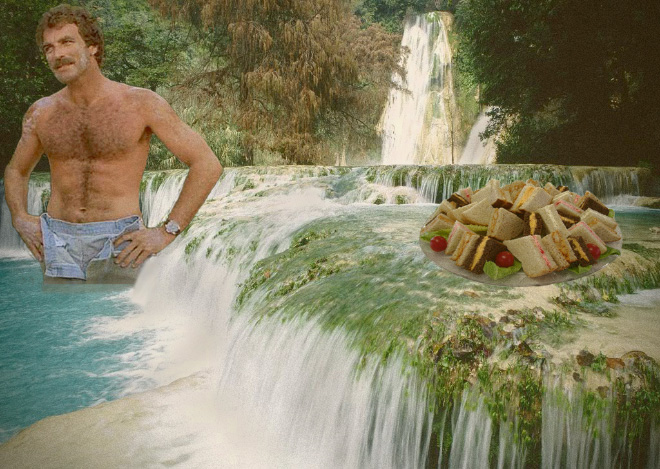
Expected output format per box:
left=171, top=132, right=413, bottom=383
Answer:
left=419, top=179, right=622, bottom=287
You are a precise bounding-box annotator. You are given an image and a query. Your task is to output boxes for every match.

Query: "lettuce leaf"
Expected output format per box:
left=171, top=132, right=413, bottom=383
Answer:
left=420, top=224, right=488, bottom=242
left=599, top=246, right=621, bottom=260
left=464, top=224, right=488, bottom=235
left=608, top=209, right=615, bottom=218
left=568, top=264, right=592, bottom=274
left=483, top=259, right=522, bottom=280
left=420, top=230, right=451, bottom=242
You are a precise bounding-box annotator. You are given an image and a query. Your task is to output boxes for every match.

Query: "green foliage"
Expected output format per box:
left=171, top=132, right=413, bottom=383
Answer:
left=91, top=0, right=191, bottom=90
left=355, top=0, right=461, bottom=32
left=0, top=0, right=62, bottom=172
left=590, top=352, right=608, bottom=373
left=184, top=236, right=203, bottom=256
left=356, top=0, right=429, bottom=32
left=455, top=0, right=660, bottom=167
left=149, top=0, right=402, bottom=165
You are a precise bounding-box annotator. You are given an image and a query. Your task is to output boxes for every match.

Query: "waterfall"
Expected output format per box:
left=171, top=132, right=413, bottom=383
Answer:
left=381, top=13, right=456, bottom=165
left=128, top=169, right=433, bottom=467
left=569, top=167, right=643, bottom=205
left=364, top=165, right=647, bottom=204
left=0, top=164, right=648, bottom=253
left=458, top=110, right=497, bottom=165
left=0, top=178, right=50, bottom=257
left=0, top=166, right=658, bottom=467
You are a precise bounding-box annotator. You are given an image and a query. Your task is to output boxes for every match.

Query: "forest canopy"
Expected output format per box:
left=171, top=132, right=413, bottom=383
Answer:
left=147, top=0, right=402, bottom=165
left=2, top=0, right=658, bottom=171
left=455, top=0, right=660, bottom=169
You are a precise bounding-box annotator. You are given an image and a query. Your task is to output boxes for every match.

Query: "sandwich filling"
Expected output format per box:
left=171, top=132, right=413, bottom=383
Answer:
left=448, top=193, right=469, bottom=207
left=531, top=235, right=554, bottom=271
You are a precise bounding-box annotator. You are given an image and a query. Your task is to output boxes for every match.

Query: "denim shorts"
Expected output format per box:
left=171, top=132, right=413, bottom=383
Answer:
left=40, top=213, right=143, bottom=280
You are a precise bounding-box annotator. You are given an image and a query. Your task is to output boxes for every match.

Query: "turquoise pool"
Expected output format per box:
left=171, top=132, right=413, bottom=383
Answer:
left=0, top=259, right=148, bottom=443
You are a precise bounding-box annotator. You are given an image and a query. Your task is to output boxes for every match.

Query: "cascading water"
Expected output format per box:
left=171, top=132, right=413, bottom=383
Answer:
left=128, top=169, right=434, bottom=468
left=0, top=179, right=50, bottom=257
left=380, top=13, right=456, bottom=165
left=458, top=110, right=497, bottom=165
left=1, top=166, right=658, bottom=468
left=363, top=164, right=650, bottom=204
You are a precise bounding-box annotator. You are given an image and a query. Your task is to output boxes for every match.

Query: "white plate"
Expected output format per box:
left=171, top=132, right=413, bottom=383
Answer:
left=420, top=226, right=623, bottom=287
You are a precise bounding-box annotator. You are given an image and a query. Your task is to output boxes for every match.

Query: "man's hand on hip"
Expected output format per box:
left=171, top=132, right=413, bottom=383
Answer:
left=113, top=226, right=175, bottom=268
left=14, top=214, right=43, bottom=261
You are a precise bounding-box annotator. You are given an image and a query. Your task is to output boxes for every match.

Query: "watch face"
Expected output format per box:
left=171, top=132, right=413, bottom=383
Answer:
left=165, top=220, right=181, bottom=235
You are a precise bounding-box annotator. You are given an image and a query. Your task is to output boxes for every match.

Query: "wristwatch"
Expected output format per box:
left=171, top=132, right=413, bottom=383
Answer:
left=163, top=218, right=182, bottom=236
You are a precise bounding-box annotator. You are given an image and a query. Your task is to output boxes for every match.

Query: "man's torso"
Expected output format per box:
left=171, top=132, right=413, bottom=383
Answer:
left=34, top=82, right=153, bottom=223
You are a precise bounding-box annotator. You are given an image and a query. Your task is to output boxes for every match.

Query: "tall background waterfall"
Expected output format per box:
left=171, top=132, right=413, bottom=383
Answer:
left=380, top=13, right=457, bottom=165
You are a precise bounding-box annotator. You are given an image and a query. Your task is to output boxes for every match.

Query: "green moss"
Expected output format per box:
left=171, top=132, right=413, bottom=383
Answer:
left=290, top=229, right=335, bottom=249
left=556, top=246, right=660, bottom=308
left=149, top=171, right=170, bottom=191
left=40, top=189, right=51, bottom=213
left=275, top=257, right=343, bottom=298
left=226, top=203, right=659, bottom=466
left=184, top=237, right=203, bottom=256
left=590, top=353, right=608, bottom=373
left=394, top=194, right=408, bottom=205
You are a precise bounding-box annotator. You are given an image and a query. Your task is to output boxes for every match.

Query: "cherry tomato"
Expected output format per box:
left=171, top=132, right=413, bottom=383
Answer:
left=495, top=251, right=515, bottom=268
left=430, top=236, right=448, bottom=252
left=586, top=243, right=601, bottom=260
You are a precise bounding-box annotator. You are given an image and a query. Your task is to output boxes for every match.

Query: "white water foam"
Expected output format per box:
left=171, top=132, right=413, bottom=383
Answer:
left=71, top=173, right=433, bottom=467
left=0, top=179, right=50, bottom=257
left=459, top=110, right=496, bottom=165
left=381, top=13, right=454, bottom=165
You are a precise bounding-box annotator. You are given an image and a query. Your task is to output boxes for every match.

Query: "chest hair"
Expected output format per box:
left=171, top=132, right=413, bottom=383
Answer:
left=40, top=100, right=144, bottom=162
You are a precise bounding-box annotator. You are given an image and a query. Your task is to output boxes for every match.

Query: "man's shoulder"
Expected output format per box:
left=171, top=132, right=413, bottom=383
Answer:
left=120, top=85, right=174, bottom=122
left=24, top=92, right=63, bottom=124
left=122, top=85, right=167, bottom=106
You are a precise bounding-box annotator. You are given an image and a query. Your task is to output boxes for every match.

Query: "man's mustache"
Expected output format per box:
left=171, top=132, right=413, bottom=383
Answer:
left=54, top=57, right=75, bottom=69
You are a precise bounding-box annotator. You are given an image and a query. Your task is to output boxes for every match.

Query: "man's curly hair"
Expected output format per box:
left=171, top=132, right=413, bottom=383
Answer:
left=36, top=4, right=105, bottom=67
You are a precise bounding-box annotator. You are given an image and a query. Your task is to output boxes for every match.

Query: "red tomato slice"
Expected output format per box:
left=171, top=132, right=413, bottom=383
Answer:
left=586, top=243, right=601, bottom=261
left=430, top=236, right=448, bottom=252
left=495, top=251, right=515, bottom=268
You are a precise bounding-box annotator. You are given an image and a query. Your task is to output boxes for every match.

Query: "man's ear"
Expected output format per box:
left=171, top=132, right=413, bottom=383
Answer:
left=89, top=45, right=98, bottom=60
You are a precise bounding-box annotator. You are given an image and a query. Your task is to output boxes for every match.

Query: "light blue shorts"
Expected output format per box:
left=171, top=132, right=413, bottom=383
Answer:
left=40, top=213, right=142, bottom=280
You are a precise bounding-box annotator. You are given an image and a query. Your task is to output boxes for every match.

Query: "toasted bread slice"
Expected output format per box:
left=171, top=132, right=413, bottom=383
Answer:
left=512, top=185, right=552, bottom=214
left=537, top=204, right=568, bottom=236
left=421, top=213, right=454, bottom=234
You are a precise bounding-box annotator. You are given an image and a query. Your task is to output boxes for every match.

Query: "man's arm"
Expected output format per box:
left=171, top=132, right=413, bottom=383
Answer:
left=4, top=103, right=46, bottom=261
left=114, top=90, right=223, bottom=267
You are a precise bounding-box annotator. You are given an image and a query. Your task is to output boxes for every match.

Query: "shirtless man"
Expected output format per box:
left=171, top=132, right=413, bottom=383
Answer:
left=4, top=5, right=222, bottom=280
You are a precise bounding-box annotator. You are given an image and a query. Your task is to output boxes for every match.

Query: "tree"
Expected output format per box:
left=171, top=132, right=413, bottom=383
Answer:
left=355, top=0, right=462, bottom=32
left=456, top=0, right=660, bottom=169
left=0, top=0, right=62, bottom=173
left=150, top=0, right=401, bottom=165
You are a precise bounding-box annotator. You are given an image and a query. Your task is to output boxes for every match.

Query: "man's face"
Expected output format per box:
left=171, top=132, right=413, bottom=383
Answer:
left=42, top=23, right=98, bottom=84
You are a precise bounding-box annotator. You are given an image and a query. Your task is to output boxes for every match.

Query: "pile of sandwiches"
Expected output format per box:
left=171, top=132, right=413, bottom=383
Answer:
left=421, top=179, right=621, bottom=278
